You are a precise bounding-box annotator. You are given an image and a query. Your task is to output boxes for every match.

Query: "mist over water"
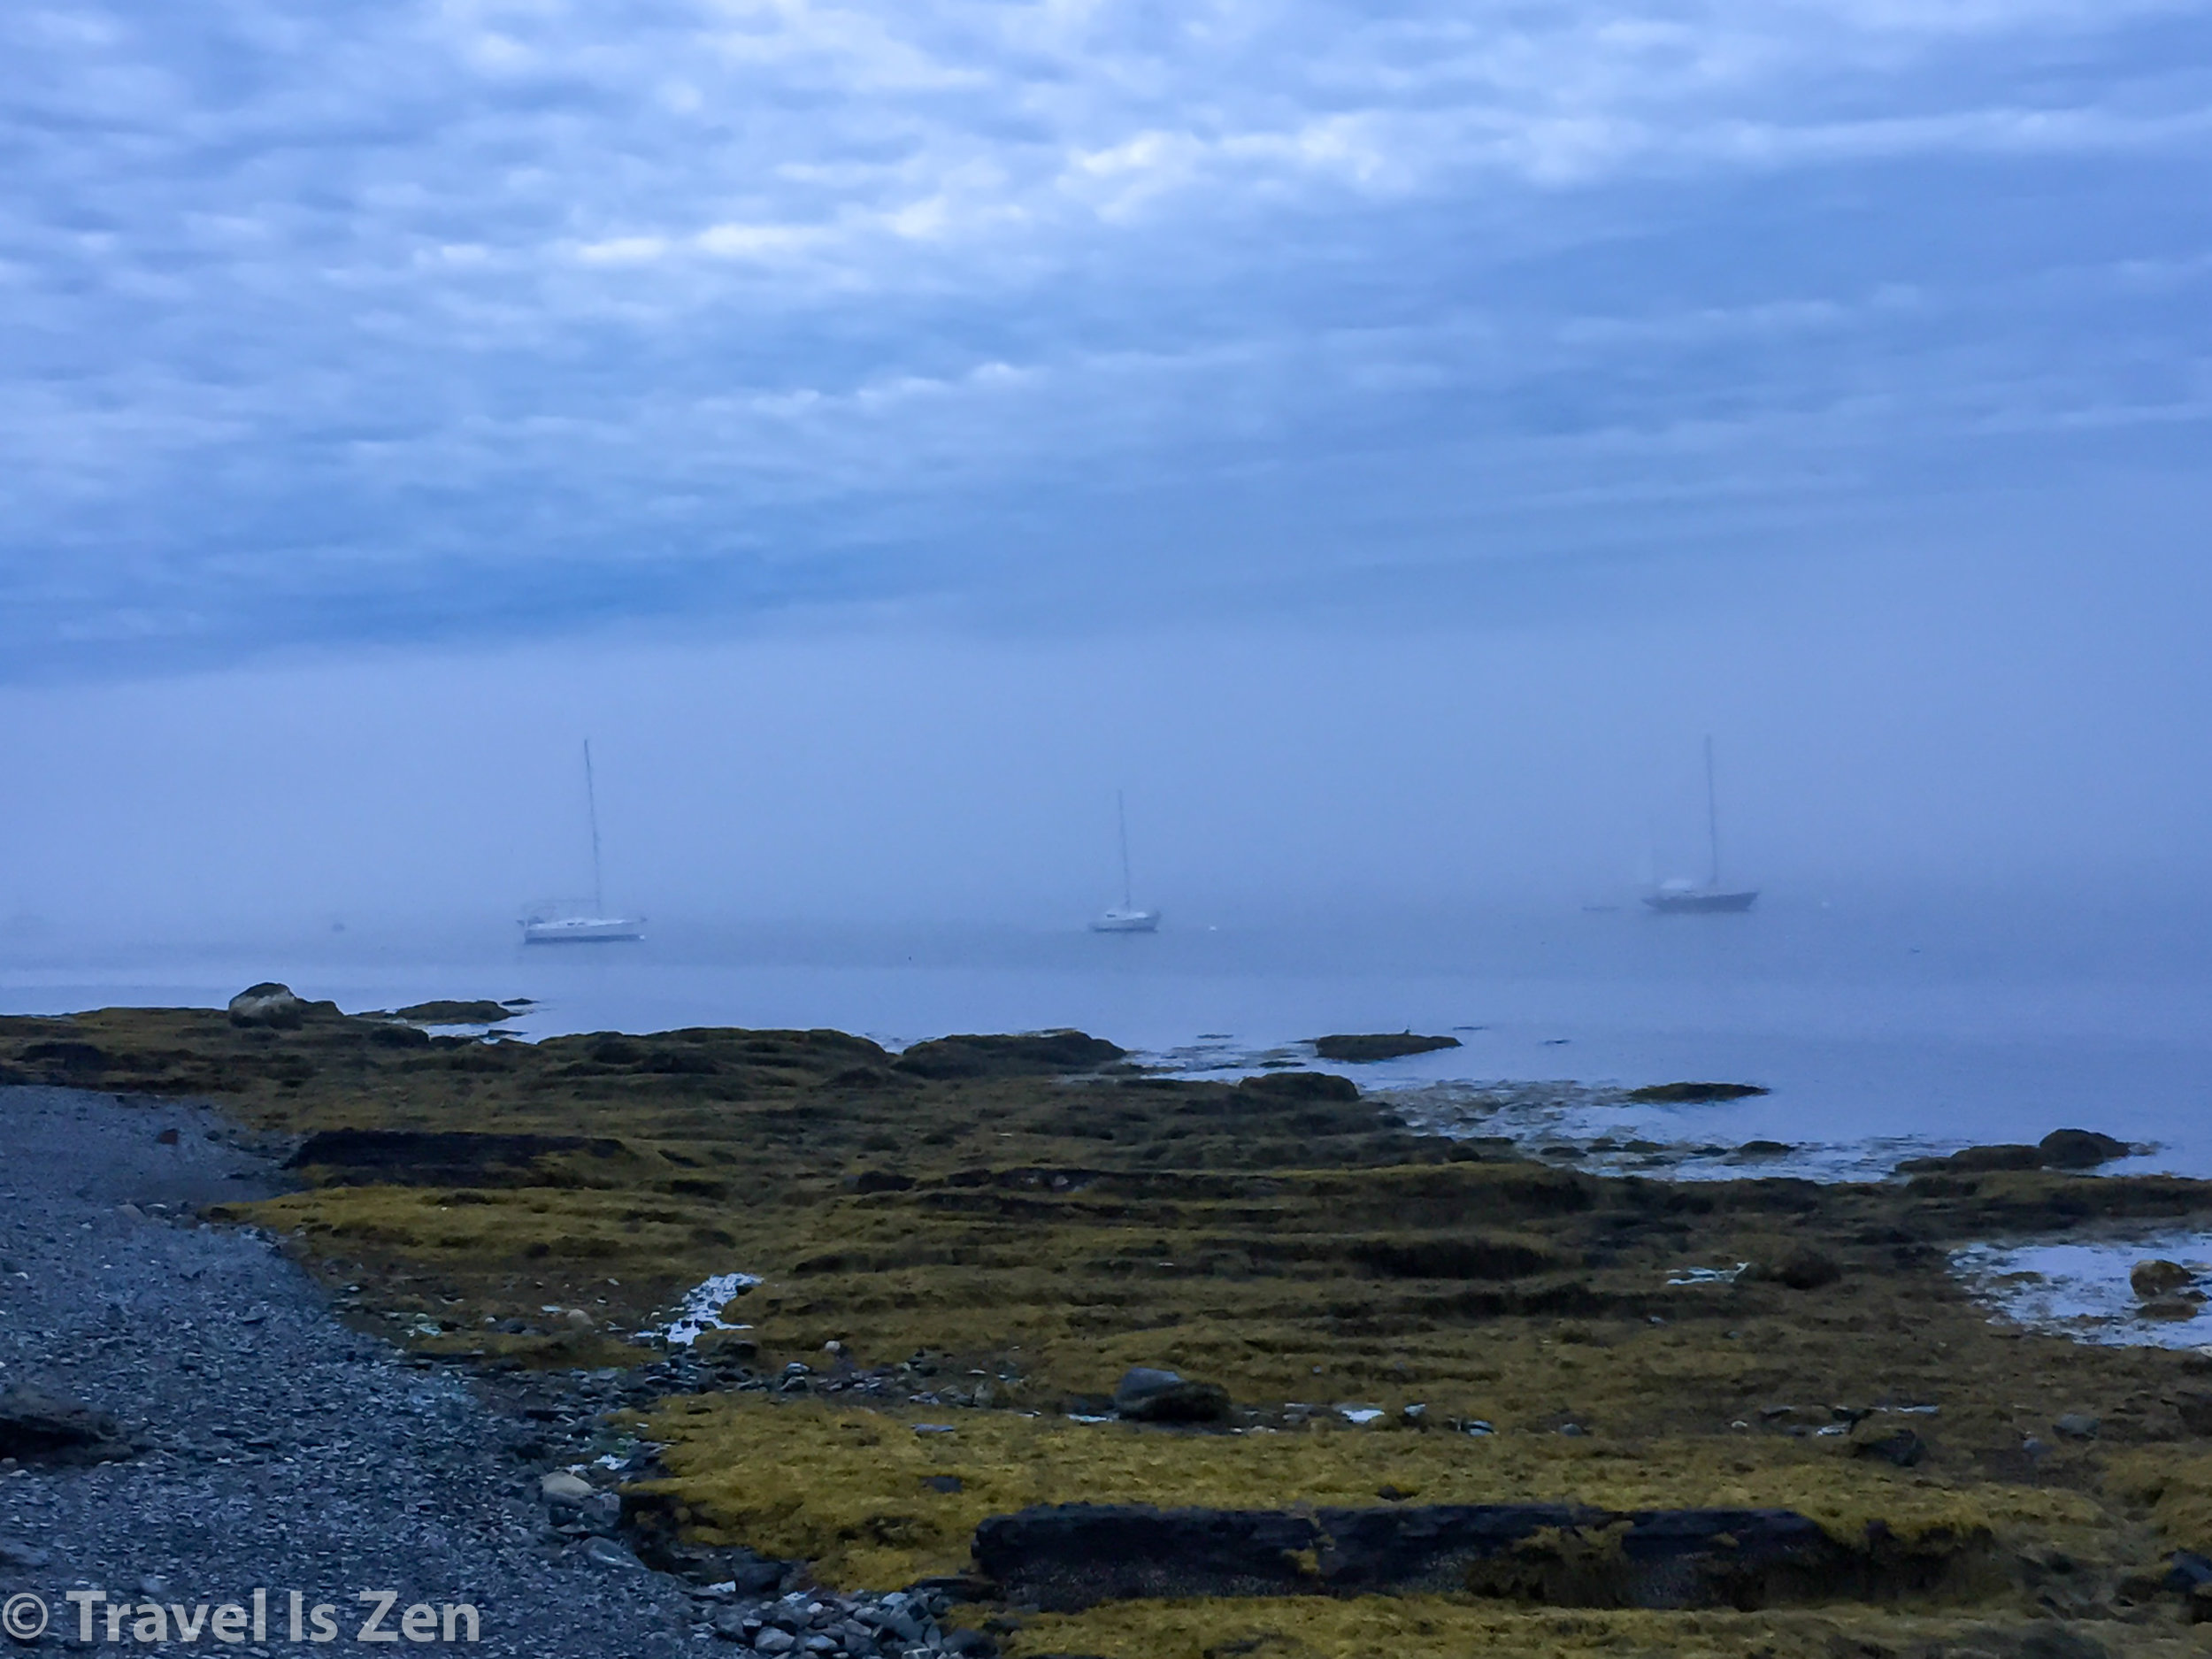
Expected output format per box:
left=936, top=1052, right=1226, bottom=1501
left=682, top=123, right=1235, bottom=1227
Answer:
left=3, top=520, right=2206, bottom=1178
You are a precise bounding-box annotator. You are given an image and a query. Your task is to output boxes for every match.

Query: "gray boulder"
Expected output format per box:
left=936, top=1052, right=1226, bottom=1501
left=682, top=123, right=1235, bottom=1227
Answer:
left=227, top=982, right=308, bottom=1029
left=1113, top=1367, right=1232, bottom=1425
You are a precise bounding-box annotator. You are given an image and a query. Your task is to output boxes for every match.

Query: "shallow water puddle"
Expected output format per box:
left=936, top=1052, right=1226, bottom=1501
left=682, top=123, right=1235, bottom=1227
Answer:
left=1951, top=1236, right=2212, bottom=1348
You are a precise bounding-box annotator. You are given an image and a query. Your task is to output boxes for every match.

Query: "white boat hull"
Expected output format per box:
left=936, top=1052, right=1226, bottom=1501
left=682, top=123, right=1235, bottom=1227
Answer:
left=1091, top=908, right=1161, bottom=933
left=1643, top=888, right=1758, bottom=914
left=521, top=916, right=644, bottom=944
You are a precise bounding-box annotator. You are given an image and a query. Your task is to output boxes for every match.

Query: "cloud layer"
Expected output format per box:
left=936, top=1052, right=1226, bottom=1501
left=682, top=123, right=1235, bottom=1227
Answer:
left=4, top=0, right=2210, bottom=668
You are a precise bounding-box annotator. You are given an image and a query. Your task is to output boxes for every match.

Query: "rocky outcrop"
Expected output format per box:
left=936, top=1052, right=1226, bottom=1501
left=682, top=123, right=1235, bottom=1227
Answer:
left=893, top=1032, right=1126, bottom=1080
left=1237, top=1071, right=1361, bottom=1103
left=1310, top=1033, right=1461, bottom=1064
left=971, top=1501, right=1980, bottom=1612
left=1898, top=1129, right=2133, bottom=1177
left=284, top=1128, right=629, bottom=1186
left=388, top=1000, right=518, bottom=1025
left=1624, top=1081, right=1770, bottom=1103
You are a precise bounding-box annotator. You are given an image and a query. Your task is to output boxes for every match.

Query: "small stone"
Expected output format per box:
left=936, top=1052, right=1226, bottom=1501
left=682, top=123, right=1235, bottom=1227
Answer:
left=581, top=1534, right=646, bottom=1571
left=1769, top=1246, right=1841, bottom=1292
left=1853, top=1428, right=1926, bottom=1468
left=564, top=1309, right=595, bottom=1330
left=2132, top=1260, right=2197, bottom=1300
left=754, top=1631, right=797, bottom=1656
left=2054, top=1413, right=2101, bottom=1441
left=540, top=1471, right=595, bottom=1503
left=712, top=1608, right=751, bottom=1642
left=0, top=1539, right=50, bottom=1568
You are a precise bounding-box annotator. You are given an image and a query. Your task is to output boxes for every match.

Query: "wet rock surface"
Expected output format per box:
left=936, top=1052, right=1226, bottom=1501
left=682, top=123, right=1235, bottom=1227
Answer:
left=1622, top=1082, right=1770, bottom=1104
left=1309, top=1033, right=1462, bottom=1064
left=1900, top=1130, right=2135, bottom=1178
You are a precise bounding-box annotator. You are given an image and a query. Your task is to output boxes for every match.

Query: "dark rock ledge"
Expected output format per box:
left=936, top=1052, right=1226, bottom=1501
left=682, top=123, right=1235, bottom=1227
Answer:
left=970, top=1502, right=1985, bottom=1613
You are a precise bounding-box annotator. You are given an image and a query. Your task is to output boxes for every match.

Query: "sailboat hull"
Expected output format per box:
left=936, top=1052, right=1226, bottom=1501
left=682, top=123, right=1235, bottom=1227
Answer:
left=522, top=917, right=644, bottom=943
left=1643, top=889, right=1758, bottom=914
left=1091, top=909, right=1161, bottom=933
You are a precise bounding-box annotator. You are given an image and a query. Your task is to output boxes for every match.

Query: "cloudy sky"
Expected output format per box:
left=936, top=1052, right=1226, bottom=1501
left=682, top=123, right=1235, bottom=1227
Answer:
left=5, top=0, right=2209, bottom=666
left=3, top=0, right=2208, bottom=929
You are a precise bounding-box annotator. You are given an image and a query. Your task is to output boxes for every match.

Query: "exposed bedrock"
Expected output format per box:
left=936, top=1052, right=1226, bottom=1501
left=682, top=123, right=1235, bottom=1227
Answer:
left=892, top=1031, right=1127, bottom=1080
left=971, top=1502, right=1985, bottom=1612
left=284, top=1126, right=630, bottom=1185
left=1310, top=1033, right=1462, bottom=1063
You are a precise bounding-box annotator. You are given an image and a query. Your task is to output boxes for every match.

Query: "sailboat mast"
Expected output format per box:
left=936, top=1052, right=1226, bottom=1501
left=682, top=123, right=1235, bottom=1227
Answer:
left=584, top=740, right=605, bottom=916
left=1702, top=734, right=1721, bottom=890
left=1116, top=790, right=1134, bottom=910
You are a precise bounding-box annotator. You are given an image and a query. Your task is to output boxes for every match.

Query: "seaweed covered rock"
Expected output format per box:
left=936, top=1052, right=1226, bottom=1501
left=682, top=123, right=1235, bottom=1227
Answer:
left=894, top=1032, right=1126, bottom=1080
left=387, top=1000, right=518, bottom=1025
left=971, top=1500, right=1971, bottom=1611
left=1899, top=1130, right=2133, bottom=1177
left=2038, top=1128, right=2131, bottom=1169
left=1237, top=1071, right=1360, bottom=1103
left=1759, top=1245, right=1843, bottom=1292
left=284, top=1128, right=629, bottom=1186
left=1624, top=1082, right=1770, bottom=1104
left=1310, top=1033, right=1461, bottom=1064
left=2132, top=1259, right=2197, bottom=1300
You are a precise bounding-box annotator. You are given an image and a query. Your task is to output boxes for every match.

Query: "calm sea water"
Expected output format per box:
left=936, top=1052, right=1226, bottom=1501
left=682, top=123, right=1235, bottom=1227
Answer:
left=4, top=895, right=2207, bottom=1180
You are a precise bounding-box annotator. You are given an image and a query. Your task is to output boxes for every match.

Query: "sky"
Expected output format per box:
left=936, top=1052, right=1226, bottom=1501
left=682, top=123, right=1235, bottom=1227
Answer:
left=2, top=0, right=2209, bottom=933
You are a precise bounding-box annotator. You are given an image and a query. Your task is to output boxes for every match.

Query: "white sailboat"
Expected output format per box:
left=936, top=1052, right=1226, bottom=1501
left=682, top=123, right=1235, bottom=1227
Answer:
left=521, top=741, right=644, bottom=944
left=1091, top=791, right=1161, bottom=933
left=1643, top=736, right=1759, bottom=914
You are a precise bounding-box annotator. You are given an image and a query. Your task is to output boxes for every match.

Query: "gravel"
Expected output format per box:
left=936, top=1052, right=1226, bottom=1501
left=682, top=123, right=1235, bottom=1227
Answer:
left=0, top=1086, right=986, bottom=1656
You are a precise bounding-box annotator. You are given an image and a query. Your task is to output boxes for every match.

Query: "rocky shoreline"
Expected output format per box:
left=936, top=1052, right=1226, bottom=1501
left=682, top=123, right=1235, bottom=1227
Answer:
left=8, top=995, right=2212, bottom=1655
left=0, top=1084, right=988, bottom=1657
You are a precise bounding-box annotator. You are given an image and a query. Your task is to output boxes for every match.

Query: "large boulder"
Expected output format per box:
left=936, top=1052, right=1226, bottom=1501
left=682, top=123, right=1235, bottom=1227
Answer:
left=0, top=1387, right=134, bottom=1465
left=1112, top=1367, right=1232, bottom=1425
left=2039, top=1129, right=2131, bottom=1169
left=227, top=982, right=309, bottom=1029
